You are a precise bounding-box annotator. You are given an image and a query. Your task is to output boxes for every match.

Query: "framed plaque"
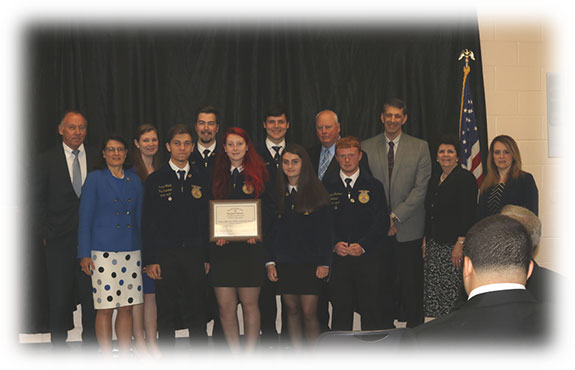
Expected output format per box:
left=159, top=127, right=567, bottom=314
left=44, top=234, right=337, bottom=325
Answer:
left=209, top=199, right=262, bottom=242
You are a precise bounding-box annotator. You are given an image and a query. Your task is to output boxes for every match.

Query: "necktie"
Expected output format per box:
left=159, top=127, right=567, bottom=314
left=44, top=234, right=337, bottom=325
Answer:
left=272, top=146, right=281, bottom=167
left=177, top=170, right=185, bottom=192
left=345, top=178, right=352, bottom=199
left=232, top=168, right=239, bottom=189
left=72, top=149, right=82, bottom=197
left=203, top=149, right=211, bottom=168
left=388, top=141, right=395, bottom=183
left=289, top=187, right=296, bottom=209
left=318, top=147, right=332, bottom=180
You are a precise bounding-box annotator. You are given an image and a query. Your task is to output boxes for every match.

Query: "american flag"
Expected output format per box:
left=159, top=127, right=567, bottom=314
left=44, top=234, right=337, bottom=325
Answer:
left=459, top=67, right=483, bottom=187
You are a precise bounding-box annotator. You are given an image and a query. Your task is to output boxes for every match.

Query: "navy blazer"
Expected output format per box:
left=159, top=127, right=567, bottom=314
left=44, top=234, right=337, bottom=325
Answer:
left=189, top=142, right=218, bottom=183
left=477, top=171, right=539, bottom=220
left=412, top=289, right=546, bottom=343
left=323, top=169, right=389, bottom=254
left=256, top=140, right=285, bottom=188
left=77, top=168, right=143, bottom=258
left=142, top=162, right=209, bottom=265
left=267, top=195, right=333, bottom=267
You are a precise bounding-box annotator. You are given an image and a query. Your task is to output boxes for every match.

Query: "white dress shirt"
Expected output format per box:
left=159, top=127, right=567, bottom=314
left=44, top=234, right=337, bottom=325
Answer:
left=169, top=159, right=190, bottom=179
left=62, top=142, right=87, bottom=185
left=196, top=142, right=216, bottom=158
left=339, top=168, right=360, bottom=189
left=467, top=283, right=526, bottom=300
left=266, top=138, right=286, bottom=157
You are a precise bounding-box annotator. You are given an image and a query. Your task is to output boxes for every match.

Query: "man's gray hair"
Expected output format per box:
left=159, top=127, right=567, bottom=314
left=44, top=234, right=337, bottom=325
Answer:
left=500, top=205, right=541, bottom=251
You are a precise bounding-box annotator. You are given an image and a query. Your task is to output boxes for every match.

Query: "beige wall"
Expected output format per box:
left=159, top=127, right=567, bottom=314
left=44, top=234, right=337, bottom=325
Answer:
left=477, top=15, right=561, bottom=272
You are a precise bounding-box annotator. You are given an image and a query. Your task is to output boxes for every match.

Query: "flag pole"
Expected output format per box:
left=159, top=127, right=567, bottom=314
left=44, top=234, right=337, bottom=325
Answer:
left=458, top=49, right=475, bottom=139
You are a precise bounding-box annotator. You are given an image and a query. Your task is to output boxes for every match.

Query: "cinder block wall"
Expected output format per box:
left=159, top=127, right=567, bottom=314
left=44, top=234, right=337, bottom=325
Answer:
left=477, top=15, right=561, bottom=272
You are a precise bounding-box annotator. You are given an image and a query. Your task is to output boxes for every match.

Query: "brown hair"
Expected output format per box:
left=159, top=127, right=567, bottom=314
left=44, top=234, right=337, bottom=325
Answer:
left=130, top=124, right=162, bottom=183
left=480, top=135, right=523, bottom=195
left=275, top=143, right=330, bottom=214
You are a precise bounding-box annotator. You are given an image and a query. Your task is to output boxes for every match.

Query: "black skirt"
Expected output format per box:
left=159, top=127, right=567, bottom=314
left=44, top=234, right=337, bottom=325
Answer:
left=209, top=241, right=266, bottom=287
left=276, top=264, right=324, bottom=295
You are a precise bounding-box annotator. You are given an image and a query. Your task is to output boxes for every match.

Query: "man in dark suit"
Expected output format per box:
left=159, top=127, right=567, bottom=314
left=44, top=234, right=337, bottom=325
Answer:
left=37, top=110, right=97, bottom=349
left=362, top=98, right=431, bottom=328
left=412, top=215, right=546, bottom=344
left=256, top=103, right=290, bottom=345
left=189, top=104, right=219, bottom=179
left=308, top=110, right=371, bottom=181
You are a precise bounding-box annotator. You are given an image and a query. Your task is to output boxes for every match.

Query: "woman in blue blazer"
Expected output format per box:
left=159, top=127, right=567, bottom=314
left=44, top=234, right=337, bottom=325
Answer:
left=477, top=135, right=538, bottom=220
left=78, top=135, right=144, bottom=355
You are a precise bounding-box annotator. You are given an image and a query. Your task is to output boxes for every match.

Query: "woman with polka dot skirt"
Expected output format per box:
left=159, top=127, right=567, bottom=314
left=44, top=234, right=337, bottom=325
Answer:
left=78, top=135, right=144, bottom=355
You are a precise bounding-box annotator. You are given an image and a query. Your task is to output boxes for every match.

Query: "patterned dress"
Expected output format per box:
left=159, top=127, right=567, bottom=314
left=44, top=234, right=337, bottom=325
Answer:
left=423, top=239, right=463, bottom=317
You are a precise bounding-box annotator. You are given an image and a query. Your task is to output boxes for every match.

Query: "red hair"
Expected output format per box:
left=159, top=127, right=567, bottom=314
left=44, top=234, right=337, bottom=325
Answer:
left=212, top=127, right=269, bottom=199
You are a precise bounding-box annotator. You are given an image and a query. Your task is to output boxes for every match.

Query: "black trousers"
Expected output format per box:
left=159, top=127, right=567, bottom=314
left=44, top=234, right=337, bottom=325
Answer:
left=155, top=247, right=207, bottom=347
left=380, top=237, right=424, bottom=328
left=329, top=250, right=383, bottom=331
left=45, top=234, right=96, bottom=346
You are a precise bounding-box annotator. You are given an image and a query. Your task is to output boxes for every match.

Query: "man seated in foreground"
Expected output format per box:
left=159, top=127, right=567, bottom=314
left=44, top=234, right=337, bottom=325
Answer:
left=412, top=214, right=547, bottom=345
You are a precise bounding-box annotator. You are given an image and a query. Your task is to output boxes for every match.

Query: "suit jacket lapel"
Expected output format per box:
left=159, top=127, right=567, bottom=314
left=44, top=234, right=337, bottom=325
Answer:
left=391, top=134, right=408, bottom=188
left=58, top=145, right=79, bottom=198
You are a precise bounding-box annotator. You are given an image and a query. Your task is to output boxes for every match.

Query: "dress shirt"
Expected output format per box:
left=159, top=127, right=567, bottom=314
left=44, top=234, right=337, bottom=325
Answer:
left=318, top=143, right=336, bottom=177
left=265, top=138, right=286, bottom=157
left=196, top=142, right=217, bottom=159
left=339, top=168, right=360, bottom=189
left=63, top=142, right=87, bottom=185
left=168, top=159, right=190, bottom=179
left=287, top=184, right=298, bottom=193
left=384, top=132, right=401, bottom=157
left=468, top=283, right=526, bottom=300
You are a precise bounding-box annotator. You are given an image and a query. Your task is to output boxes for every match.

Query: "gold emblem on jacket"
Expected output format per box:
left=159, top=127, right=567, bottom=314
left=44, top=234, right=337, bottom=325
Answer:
left=242, top=183, right=254, bottom=195
left=191, top=185, right=202, bottom=199
left=358, top=190, right=370, bottom=204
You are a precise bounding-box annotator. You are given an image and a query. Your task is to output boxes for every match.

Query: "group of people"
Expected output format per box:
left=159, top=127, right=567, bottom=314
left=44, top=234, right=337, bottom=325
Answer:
left=37, top=97, right=548, bottom=356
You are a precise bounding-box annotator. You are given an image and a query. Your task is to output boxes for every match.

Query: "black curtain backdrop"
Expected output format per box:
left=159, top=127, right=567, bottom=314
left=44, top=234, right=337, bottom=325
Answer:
left=22, top=17, right=487, bottom=333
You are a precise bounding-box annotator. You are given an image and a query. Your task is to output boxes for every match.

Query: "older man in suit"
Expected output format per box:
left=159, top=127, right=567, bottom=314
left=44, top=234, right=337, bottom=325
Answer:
left=308, top=110, right=372, bottom=181
left=362, top=98, right=431, bottom=328
left=37, top=110, right=97, bottom=349
left=412, top=215, right=546, bottom=344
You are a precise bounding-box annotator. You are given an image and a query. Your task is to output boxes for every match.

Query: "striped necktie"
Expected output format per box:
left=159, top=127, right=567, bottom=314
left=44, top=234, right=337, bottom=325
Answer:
left=318, top=147, right=332, bottom=180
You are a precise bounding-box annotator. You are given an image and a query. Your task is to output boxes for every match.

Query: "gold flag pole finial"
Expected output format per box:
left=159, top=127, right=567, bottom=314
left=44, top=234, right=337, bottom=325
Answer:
left=458, top=49, right=475, bottom=69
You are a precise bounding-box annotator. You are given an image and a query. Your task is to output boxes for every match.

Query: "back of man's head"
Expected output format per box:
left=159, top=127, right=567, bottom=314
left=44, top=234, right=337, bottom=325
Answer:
left=464, top=215, right=533, bottom=278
